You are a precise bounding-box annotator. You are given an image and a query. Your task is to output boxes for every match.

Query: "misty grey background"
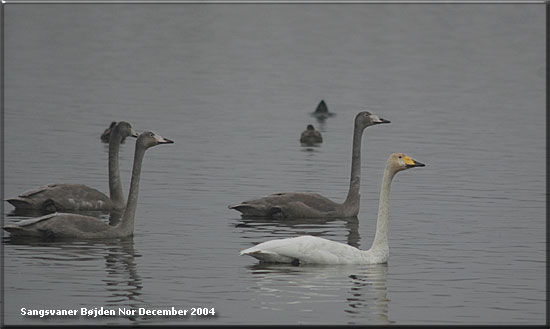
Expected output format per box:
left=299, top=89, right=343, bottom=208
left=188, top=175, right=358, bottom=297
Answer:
left=3, top=3, right=545, bottom=325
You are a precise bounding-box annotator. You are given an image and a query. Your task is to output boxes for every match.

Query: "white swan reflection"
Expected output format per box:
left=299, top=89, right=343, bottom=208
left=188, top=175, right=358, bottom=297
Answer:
left=244, top=262, right=393, bottom=324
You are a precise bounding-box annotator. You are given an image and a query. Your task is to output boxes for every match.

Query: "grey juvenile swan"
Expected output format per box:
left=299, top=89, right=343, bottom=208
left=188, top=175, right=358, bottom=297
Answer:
left=6, top=122, right=138, bottom=213
left=300, top=124, right=323, bottom=145
left=240, top=153, right=425, bottom=265
left=3, top=132, right=174, bottom=239
left=228, top=111, right=390, bottom=219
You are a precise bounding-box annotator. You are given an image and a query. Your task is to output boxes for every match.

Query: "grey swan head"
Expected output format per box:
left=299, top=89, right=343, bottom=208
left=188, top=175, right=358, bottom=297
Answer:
left=6, top=121, right=138, bottom=213
left=239, top=153, right=425, bottom=265
left=300, top=124, right=323, bottom=145
left=229, top=111, right=390, bottom=219
left=101, top=121, right=118, bottom=143
left=3, top=131, right=174, bottom=239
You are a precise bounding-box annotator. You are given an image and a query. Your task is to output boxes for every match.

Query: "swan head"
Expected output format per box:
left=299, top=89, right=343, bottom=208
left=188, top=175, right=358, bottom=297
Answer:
left=388, top=153, right=425, bottom=173
left=137, top=131, right=174, bottom=149
left=306, top=124, right=315, bottom=131
left=116, top=121, right=139, bottom=139
left=356, top=111, right=391, bottom=128
left=108, top=121, right=117, bottom=129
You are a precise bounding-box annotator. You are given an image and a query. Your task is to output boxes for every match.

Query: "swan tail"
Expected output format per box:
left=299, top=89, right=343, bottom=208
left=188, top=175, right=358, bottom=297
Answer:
left=4, top=213, right=57, bottom=237
left=3, top=224, right=32, bottom=236
left=228, top=203, right=267, bottom=217
left=3, top=224, right=22, bottom=234
left=3, top=224, right=52, bottom=238
left=5, top=197, right=34, bottom=209
left=240, top=249, right=295, bottom=263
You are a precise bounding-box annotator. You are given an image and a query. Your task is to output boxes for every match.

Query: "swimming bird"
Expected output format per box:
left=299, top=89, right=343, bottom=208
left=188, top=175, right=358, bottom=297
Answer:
left=240, top=153, right=425, bottom=265
left=6, top=122, right=138, bottom=213
left=311, top=100, right=335, bottom=120
left=300, top=124, right=323, bottom=145
left=101, top=121, right=126, bottom=144
left=3, top=132, right=174, bottom=239
left=228, top=111, right=390, bottom=219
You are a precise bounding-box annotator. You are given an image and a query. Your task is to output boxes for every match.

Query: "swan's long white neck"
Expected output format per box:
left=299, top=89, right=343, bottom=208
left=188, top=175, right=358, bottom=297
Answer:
left=108, top=126, right=125, bottom=208
left=115, top=142, right=146, bottom=236
left=343, top=121, right=365, bottom=214
left=369, top=166, right=396, bottom=252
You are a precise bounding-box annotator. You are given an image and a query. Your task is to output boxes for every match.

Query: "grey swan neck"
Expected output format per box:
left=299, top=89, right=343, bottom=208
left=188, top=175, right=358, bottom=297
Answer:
left=370, top=166, right=396, bottom=252
left=108, top=126, right=126, bottom=208
left=114, top=142, right=146, bottom=236
left=342, top=121, right=366, bottom=215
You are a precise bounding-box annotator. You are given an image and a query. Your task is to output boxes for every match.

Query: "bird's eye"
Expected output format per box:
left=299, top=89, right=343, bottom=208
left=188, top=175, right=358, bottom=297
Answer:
left=398, top=156, right=402, bottom=159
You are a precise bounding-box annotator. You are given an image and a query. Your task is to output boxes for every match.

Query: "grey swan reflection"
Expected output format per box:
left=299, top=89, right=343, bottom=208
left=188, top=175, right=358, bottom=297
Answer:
left=229, top=111, right=390, bottom=219
left=6, top=122, right=138, bottom=213
left=3, top=236, right=144, bottom=323
left=103, top=238, right=143, bottom=322
left=3, top=132, right=174, bottom=240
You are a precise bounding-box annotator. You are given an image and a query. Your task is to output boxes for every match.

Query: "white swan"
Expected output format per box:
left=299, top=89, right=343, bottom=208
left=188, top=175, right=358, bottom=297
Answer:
left=3, top=132, right=174, bottom=239
left=240, top=153, right=425, bottom=265
left=229, top=111, right=390, bottom=219
left=6, top=121, right=138, bottom=213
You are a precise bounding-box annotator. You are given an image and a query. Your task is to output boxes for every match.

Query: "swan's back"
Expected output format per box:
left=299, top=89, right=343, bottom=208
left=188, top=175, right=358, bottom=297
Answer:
left=240, top=235, right=365, bottom=264
left=261, top=192, right=338, bottom=210
left=7, top=183, right=113, bottom=211
left=230, top=192, right=342, bottom=218
left=4, top=212, right=114, bottom=238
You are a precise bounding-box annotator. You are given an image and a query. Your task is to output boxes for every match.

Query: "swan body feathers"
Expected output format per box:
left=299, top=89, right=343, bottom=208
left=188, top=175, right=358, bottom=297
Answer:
left=7, top=184, right=113, bottom=211
left=241, top=235, right=372, bottom=264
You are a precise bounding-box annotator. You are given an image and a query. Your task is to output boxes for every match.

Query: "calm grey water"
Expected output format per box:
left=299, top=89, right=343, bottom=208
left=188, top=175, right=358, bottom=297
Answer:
left=3, top=3, right=545, bottom=326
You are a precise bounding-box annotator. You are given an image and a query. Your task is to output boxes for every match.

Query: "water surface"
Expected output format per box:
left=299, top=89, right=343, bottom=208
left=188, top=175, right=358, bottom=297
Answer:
left=3, top=3, right=545, bottom=325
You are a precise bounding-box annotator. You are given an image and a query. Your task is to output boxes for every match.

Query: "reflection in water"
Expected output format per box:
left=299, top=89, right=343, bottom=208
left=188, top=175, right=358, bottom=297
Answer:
left=313, top=115, right=328, bottom=128
left=345, top=264, right=393, bottom=324
left=300, top=144, right=322, bottom=153
left=245, top=262, right=392, bottom=325
left=235, top=216, right=360, bottom=248
left=3, top=236, right=143, bottom=323
left=102, top=238, right=143, bottom=322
